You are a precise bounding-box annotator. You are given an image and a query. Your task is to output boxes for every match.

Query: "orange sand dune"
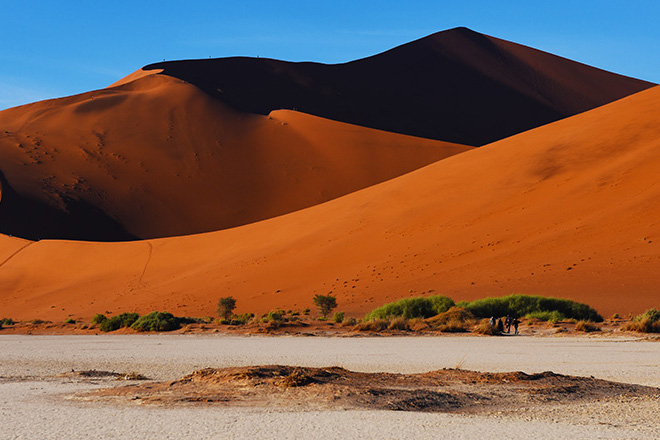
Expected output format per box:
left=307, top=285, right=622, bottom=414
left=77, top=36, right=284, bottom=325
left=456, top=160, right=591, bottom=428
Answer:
left=0, top=74, right=470, bottom=240
left=2, top=86, right=660, bottom=320
left=144, top=27, right=653, bottom=146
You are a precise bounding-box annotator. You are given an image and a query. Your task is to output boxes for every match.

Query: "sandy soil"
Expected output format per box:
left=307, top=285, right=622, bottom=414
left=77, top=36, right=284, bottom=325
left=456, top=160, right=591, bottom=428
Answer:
left=1, top=335, right=660, bottom=439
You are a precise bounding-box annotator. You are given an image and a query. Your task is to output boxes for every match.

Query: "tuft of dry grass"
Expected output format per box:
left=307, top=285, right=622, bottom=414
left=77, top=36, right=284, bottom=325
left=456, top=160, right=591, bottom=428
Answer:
left=472, top=319, right=501, bottom=336
left=575, top=321, right=601, bottom=332
left=408, top=318, right=430, bottom=332
left=387, top=317, right=409, bottom=331
left=353, top=319, right=389, bottom=332
left=428, top=307, right=475, bottom=333
left=341, top=317, right=358, bottom=327
left=623, top=317, right=660, bottom=333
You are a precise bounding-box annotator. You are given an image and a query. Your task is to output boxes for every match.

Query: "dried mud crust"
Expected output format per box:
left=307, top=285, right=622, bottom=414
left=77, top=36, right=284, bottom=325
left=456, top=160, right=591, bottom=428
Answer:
left=82, top=366, right=660, bottom=413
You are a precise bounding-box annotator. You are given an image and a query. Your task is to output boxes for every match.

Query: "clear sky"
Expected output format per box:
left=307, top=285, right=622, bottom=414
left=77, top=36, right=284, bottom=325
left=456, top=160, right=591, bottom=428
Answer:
left=1, top=0, right=658, bottom=110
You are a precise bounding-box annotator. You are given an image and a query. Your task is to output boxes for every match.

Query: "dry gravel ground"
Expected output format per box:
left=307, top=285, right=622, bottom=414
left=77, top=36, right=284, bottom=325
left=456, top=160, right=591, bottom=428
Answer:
left=1, top=334, right=660, bottom=439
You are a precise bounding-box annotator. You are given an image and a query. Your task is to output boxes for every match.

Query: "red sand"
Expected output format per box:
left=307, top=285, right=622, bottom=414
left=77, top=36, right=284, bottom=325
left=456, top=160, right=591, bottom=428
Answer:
left=0, top=74, right=470, bottom=240
left=1, top=86, right=659, bottom=320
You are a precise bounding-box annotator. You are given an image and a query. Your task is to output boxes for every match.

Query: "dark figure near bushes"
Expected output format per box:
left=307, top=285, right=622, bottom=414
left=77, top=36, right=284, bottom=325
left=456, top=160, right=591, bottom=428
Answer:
left=513, top=318, right=520, bottom=334
left=497, top=318, right=504, bottom=333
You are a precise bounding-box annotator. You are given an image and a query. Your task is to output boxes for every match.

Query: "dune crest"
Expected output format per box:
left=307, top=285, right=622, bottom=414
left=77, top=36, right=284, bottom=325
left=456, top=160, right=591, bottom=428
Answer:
left=143, top=27, right=653, bottom=146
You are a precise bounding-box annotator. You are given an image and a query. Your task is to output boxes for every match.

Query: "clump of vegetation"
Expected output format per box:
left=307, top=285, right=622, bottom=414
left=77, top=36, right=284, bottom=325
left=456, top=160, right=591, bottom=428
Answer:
left=623, top=308, right=660, bottom=333
left=472, top=319, right=501, bottom=336
left=575, top=320, right=601, bottom=332
left=64, top=318, right=76, bottom=324
left=459, top=294, right=602, bottom=322
left=314, top=294, right=337, bottom=318
left=131, top=312, right=181, bottom=332
left=524, top=310, right=565, bottom=323
left=427, top=307, right=475, bottom=332
left=366, top=295, right=455, bottom=320
left=29, top=319, right=50, bottom=325
left=230, top=313, right=254, bottom=325
left=1, top=318, right=15, bottom=326
left=342, top=316, right=358, bottom=327
left=387, top=317, right=409, bottom=331
left=409, top=318, right=430, bottom=332
left=99, top=312, right=140, bottom=332
left=332, top=312, right=344, bottom=323
left=91, top=314, right=107, bottom=325
left=217, top=296, right=237, bottom=320
left=353, top=319, right=389, bottom=332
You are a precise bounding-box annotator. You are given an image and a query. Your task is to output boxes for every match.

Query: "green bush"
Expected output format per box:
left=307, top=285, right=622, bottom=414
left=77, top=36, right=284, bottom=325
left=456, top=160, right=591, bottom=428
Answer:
left=229, top=313, right=254, bottom=325
left=524, top=310, right=565, bottom=323
left=332, top=312, right=345, bottom=323
left=462, top=294, right=602, bottom=322
left=99, top=312, right=140, bottom=332
left=64, top=318, right=76, bottom=324
left=266, top=309, right=285, bottom=322
left=365, top=295, right=455, bottom=320
left=1, top=318, right=15, bottom=326
left=131, top=312, right=181, bottom=332
left=91, top=314, right=107, bottom=325
left=636, top=308, right=660, bottom=323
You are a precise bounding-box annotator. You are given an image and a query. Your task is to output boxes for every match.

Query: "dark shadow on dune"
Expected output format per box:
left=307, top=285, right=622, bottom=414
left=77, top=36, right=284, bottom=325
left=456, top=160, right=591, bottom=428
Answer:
left=0, top=170, right=136, bottom=242
left=145, top=27, right=654, bottom=147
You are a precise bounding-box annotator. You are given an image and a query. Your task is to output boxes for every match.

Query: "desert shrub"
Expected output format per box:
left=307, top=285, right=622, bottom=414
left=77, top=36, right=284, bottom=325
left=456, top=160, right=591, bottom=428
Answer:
left=1, top=318, right=15, bottom=325
left=575, top=320, right=601, bottom=332
left=332, top=312, right=345, bottom=323
left=266, top=309, right=285, bottom=322
left=314, top=294, right=337, bottom=318
left=427, top=307, right=475, bottom=333
left=353, top=319, right=389, bottom=332
left=365, top=295, right=455, bottom=320
left=473, top=319, right=501, bottom=335
left=387, top=317, right=409, bottom=331
left=524, top=310, right=565, bottom=323
left=131, top=312, right=181, bottom=332
left=217, top=296, right=237, bottom=320
left=99, top=312, right=140, bottom=332
left=91, top=314, right=107, bottom=325
left=64, top=318, right=76, bottom=324
left=229, top=313, right=254, bottom=325
left=463, top=294, right=602, bottom=322
left=30, top=319, right=50, bottom=325
left=303, top=308, right=310, bottom=315
left=342, top=316, right=358, bottom=327
left=623, top=309, right=660, bottom=333
left=637, top=308, right=660, bottom=322
left=409, top=318, right=430, bottom=332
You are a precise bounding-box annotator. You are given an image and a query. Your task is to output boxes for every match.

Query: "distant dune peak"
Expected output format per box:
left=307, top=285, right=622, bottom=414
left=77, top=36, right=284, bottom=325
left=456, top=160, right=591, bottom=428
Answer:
left=142, top=27, right=653, bottom=147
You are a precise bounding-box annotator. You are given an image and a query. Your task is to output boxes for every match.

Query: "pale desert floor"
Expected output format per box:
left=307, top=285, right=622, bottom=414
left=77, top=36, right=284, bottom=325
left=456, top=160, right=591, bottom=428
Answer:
left=1, top=335, right=659, bottom=439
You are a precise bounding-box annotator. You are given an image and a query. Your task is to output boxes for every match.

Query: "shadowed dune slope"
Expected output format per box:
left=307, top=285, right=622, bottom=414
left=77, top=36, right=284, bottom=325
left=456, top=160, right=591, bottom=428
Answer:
left=143, top=27, right=653, bottom=146
left=0, top=74, right=470, bottom=240
left=1, top=86, right=660, bottom=320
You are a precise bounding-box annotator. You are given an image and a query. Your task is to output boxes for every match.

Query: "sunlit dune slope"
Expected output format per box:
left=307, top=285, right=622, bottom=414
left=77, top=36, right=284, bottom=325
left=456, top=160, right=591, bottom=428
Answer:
left=144, top=27, right=653, bottom=146
left=1, top=86, right=659, bottom=320
left=0, top=74, right=470, bottom=240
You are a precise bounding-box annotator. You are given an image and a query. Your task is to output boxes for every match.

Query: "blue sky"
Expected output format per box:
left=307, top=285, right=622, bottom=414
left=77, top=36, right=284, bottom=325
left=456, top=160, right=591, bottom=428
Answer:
left=1, top=0, right=658, bottom=110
